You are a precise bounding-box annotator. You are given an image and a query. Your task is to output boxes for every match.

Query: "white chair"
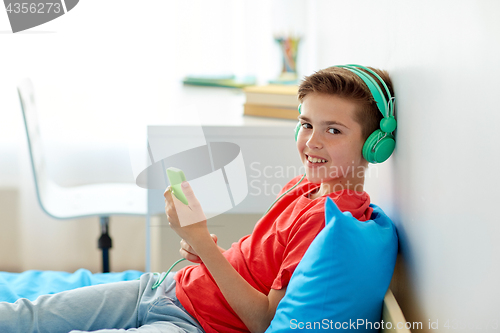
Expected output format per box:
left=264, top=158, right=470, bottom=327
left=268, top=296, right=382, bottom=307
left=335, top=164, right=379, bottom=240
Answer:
left=17, top=78, right=147, bottom=273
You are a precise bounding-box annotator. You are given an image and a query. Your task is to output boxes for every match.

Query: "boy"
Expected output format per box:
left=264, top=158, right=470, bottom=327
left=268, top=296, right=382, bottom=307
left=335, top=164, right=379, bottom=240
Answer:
left=0, top=65, right=394, bottom=333
left=167, top=65, right=393, bottom=332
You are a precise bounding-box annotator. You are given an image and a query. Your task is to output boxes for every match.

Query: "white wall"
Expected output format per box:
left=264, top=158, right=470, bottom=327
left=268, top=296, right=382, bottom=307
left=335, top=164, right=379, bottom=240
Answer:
left=310, top=0, right=500, bottom=330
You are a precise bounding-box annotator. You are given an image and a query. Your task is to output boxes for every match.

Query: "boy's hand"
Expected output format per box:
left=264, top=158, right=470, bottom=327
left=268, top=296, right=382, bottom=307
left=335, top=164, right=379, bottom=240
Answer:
left=164, top=181, right=210, bottom=245
left=180, top=234, right=218, bottom=263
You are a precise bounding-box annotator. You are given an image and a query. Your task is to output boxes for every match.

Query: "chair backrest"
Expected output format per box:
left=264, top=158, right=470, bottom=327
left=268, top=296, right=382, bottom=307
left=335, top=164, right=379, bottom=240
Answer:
left=17, top=78, right=53, bottom=217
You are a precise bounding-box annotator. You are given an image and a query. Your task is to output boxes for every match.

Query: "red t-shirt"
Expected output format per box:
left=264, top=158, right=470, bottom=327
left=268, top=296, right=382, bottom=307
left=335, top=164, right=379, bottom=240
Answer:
left=175, top=175, right=373, bottom=332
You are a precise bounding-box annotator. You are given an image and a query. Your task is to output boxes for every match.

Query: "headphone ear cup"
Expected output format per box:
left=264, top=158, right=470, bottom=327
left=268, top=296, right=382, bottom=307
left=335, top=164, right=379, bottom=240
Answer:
left=294, top=122, right=301, bottom=141
left=295, top=104, right=302, bottom=141
left=362, top=130, right=395, bottom=163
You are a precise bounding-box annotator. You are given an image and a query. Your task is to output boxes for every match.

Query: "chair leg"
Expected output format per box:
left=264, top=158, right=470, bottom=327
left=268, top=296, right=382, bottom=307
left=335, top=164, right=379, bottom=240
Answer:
left=98, top=216, right=112, bottom=273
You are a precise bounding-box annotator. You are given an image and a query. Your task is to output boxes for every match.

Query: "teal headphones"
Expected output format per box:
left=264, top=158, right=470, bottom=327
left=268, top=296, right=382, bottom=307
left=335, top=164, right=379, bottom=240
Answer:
left=294, top=64, right=396, bottom=164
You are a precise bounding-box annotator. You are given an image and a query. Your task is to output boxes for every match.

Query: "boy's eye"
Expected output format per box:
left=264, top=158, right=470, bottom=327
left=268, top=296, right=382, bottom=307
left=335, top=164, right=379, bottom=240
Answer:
left=301, top=123, right=312, bottom=129
left=328, top=128, right=341, bottom=135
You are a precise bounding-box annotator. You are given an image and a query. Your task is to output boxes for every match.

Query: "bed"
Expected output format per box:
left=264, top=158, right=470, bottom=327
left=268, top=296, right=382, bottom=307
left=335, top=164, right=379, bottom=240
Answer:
left=0, top=269, right=143, bottom=303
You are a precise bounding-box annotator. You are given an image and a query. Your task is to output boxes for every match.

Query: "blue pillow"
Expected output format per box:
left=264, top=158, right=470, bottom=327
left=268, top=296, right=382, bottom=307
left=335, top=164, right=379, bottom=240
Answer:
left=266, top=197, right=398, bottom=332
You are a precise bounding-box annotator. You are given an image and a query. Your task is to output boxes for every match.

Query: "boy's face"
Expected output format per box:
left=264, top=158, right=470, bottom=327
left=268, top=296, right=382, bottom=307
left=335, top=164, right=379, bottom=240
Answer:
left=297, top=93, right=368, bottom=190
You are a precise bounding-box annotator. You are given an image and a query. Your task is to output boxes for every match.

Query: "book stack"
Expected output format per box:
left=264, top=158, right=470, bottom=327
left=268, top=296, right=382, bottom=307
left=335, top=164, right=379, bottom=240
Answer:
left=243, top=85, right=299, bottom=120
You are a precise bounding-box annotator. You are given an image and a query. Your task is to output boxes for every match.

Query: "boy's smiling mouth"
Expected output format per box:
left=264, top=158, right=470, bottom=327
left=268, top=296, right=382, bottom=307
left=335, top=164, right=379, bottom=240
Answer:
left=305, top=154, right=328, bottom=164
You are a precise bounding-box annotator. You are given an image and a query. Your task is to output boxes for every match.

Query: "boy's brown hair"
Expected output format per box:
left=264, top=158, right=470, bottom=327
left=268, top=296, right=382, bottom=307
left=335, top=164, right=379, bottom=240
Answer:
left=298, top=66, right=394, bottom=141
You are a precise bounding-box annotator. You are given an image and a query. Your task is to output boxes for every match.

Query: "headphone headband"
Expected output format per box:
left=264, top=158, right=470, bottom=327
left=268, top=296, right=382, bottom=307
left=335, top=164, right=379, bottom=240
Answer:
left=333, top=64, right=394, bottom=118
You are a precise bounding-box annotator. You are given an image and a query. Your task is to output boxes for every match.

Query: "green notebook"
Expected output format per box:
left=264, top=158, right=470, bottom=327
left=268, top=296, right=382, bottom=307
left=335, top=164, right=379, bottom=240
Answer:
left=182, top=75, right=256, bottom=88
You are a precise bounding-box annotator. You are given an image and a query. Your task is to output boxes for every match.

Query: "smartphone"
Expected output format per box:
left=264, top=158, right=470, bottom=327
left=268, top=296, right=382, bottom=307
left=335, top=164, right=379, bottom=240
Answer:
left=166, top=167, right=189, bottom=205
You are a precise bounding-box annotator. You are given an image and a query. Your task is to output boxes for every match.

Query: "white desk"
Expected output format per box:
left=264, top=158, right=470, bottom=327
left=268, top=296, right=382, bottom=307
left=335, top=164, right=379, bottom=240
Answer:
left=146, top=124, right=303, bottom=215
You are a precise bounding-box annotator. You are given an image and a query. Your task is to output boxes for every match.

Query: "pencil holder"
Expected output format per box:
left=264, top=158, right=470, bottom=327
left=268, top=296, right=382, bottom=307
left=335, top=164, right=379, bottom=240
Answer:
left=274, top=36, right=301, bottom=84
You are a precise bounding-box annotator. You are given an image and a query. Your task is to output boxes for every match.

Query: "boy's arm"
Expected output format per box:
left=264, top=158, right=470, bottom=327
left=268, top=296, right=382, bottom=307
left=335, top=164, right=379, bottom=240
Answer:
left=165, top=184, right=285, bottom=333
left=192, top=238, right=286, bottom=332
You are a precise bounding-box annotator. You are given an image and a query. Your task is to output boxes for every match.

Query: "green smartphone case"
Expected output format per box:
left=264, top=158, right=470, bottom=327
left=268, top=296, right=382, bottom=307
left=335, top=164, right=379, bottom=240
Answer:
left=166, top=167, right=189, bottom=205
